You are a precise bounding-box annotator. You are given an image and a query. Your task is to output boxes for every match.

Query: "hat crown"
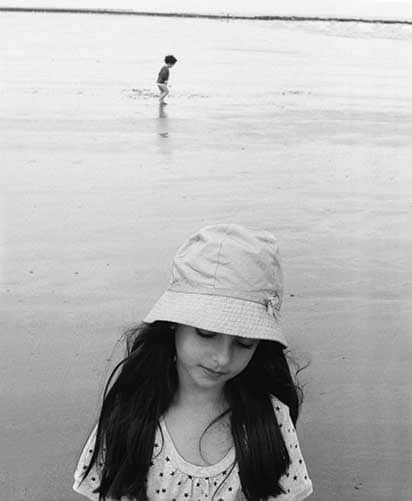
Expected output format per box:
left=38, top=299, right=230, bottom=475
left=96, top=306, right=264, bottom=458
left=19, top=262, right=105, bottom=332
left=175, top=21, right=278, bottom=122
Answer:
left=169, top=224, right=283, bottom=307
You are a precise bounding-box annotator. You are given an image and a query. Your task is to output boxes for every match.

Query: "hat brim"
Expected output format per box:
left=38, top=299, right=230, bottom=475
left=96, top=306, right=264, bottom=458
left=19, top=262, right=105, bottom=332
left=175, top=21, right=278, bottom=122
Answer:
left=143, top=290, right=287, bottom=347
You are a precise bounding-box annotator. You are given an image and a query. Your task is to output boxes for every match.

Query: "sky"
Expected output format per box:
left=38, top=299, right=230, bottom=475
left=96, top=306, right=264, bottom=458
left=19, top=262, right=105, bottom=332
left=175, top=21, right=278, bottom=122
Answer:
left=1, top=0, right=412, bottom=21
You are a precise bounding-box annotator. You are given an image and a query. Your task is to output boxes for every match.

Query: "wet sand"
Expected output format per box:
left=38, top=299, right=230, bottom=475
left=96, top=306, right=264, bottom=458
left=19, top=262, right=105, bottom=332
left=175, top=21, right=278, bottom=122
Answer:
left=1, top=11, right=412, bottom=500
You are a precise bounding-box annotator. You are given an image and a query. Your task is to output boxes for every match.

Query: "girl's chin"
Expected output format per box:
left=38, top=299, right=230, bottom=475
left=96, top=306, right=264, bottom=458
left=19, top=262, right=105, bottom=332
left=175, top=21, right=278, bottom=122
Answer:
left=194, top=366, right=230, bottom=387
left=178, top=364, right=230, bottom=390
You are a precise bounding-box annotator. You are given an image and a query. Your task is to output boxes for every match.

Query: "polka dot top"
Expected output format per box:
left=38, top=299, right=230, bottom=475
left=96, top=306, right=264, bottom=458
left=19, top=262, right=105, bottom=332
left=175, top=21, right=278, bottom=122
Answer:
left=73, top=397, right=313, bottom=500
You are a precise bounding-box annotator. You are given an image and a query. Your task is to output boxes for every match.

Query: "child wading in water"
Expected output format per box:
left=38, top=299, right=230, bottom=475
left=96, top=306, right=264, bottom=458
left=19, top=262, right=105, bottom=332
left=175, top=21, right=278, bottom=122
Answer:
left=73, top=224, right=313, bottom=500
left=157, top=54, right=177, bottom=105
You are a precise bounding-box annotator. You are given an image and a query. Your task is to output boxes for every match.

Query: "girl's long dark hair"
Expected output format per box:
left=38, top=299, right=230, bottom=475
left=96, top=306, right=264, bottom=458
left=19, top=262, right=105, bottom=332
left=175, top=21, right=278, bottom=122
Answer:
left=81, top=321, right=303, bottom=501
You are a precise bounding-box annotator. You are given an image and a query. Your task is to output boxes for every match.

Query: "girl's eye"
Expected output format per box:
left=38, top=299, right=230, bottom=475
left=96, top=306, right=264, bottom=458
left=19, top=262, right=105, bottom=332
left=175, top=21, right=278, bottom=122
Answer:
left=236, top=338, right=257, bottom=350
left=237, top=342, right=255, bottom=350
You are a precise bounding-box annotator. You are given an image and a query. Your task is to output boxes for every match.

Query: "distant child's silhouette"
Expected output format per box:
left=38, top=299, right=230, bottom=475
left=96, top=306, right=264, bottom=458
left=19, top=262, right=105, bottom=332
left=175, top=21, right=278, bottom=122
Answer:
left=73, top=224, right=313, bottom=500
left=157, top=54, right=177, bottom=105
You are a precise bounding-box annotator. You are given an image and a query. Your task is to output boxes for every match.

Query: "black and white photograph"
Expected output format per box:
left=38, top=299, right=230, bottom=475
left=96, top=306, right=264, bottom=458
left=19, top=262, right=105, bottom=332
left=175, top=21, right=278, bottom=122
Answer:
left=1, top=1, right=411, bottom=500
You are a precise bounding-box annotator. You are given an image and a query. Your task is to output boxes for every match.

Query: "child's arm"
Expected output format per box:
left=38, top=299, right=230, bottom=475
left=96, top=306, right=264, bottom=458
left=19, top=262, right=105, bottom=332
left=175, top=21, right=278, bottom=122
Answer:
left=268, top=399, right=314, bottom=500
left=73, top=425, right=102, bottom=500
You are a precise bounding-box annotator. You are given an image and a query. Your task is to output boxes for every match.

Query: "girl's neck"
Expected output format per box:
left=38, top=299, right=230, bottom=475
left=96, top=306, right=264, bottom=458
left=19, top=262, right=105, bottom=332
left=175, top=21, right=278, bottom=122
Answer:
left=173, top=383, right=227, bottom=415
left=164, top=388, right=233, bottom=467
left=174, top=365, right=227, bottom=411
left=177, top=388, right=224, bottom=408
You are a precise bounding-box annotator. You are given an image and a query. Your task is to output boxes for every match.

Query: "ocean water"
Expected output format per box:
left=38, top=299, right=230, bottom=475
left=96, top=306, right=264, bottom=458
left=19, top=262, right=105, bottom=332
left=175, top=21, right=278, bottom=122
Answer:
left=291, top=18, right=412, bottom=39
left=2, top=0, right=412, bottom=21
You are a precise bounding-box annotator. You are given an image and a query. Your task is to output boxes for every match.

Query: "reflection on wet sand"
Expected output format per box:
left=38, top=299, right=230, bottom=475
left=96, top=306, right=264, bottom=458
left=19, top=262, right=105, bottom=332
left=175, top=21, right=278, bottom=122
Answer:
left=156, top=103, right=171, bottom=155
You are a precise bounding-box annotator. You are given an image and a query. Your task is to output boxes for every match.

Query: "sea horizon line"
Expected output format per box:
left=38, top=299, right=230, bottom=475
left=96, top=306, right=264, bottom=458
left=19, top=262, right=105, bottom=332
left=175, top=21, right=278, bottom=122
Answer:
left=1, top=6, right=412, bottom=26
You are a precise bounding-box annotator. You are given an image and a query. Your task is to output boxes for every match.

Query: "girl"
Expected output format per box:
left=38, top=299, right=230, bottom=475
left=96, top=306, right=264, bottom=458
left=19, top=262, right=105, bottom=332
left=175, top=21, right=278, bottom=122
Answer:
left=73, top=224, right=313, bottom=501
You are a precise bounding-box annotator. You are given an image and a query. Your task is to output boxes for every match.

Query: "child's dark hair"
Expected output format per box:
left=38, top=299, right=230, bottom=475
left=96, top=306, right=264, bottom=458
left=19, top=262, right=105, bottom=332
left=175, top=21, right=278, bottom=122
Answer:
left=81, top=321, right=303, bottom=501
left=164, top=54, right=177, bottom=65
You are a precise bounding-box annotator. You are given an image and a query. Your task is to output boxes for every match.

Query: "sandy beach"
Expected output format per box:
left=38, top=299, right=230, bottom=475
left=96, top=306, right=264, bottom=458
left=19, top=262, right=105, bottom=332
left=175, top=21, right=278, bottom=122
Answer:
left=1, top=10, right=412, bottom=500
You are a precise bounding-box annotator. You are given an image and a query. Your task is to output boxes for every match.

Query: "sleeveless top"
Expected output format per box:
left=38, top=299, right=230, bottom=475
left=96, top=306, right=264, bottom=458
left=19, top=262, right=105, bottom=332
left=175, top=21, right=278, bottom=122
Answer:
left=157, top=65, right=170, bottom=84
left=73, top=397, right=313, bottom=500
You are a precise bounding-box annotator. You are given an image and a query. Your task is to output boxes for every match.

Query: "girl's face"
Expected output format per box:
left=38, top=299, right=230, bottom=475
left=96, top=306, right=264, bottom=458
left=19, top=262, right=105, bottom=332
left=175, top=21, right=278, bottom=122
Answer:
left=174, top=324, right=259, bottom=390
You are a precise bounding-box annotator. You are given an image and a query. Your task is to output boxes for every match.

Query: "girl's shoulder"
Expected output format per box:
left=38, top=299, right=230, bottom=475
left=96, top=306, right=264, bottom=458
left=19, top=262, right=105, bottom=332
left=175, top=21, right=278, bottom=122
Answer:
left=270, top=395, right=300, bottom=437
left=270, top=395, right=291, bottom=417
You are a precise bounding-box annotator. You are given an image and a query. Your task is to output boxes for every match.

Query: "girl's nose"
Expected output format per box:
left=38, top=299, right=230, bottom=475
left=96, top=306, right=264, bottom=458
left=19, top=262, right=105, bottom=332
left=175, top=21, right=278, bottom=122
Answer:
left=212, top=337, right=232, bottom=367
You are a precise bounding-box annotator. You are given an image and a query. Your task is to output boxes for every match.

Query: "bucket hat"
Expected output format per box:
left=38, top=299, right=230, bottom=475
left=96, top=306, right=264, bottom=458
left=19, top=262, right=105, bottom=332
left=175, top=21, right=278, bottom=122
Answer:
left=144, top=224, right=287, bottom=346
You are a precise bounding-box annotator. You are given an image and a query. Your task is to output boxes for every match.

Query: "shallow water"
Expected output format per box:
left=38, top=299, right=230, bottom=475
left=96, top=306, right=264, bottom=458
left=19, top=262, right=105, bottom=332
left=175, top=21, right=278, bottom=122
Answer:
left=3, top=0, right=412, bottom=21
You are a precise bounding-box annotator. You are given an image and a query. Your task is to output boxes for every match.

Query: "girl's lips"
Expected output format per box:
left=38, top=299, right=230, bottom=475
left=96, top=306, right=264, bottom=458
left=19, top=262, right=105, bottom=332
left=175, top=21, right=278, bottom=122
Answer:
left=200, top=366, right=228, bottom=377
